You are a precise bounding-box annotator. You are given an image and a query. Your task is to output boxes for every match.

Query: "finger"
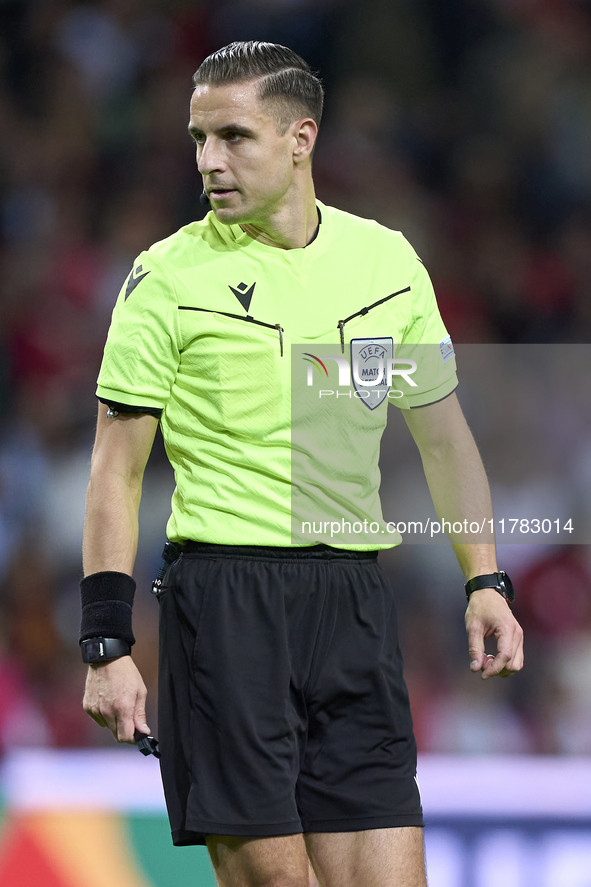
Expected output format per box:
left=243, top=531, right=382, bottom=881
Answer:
left=97, top=706, right=121, bottom=737
left=86, top=708, right=108, bottom=729
left=492, top=623, right=524, bottom=678
left=483, top=619, right=523, bottom=678
left=83, top=694, right=109, bottom=729
left=467, top=624, right=487, bottom=672
left=115, top=688, right=148, bottom=743
left=481, top=628, right=518, bottom=679
left=115, top=709, right=138, bottom=744
left=500, top=657, right=523, bottom=676
left=133, top=701, right=150, bottom=738
left=503, top=636, right=525, bottom=675
left=482, top=649, right=511, bottom=679
left=85, top=699, right=132, bottom=742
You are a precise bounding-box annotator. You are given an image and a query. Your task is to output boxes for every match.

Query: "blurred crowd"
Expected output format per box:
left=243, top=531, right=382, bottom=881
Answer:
left=0, top=0, right=590, bottom=755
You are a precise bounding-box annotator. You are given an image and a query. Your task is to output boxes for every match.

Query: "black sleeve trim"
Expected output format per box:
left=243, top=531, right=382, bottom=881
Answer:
left=409, top=388, right=456, bottom=409
left=98, top=397, right=163, bottom=418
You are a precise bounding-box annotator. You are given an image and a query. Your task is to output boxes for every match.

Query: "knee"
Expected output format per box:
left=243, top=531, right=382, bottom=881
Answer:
left=215, top=869, right=308, bottom=887
left=207, top=834, right=311, bottom=887
left=254, top=878, right=309, bottom=887
left=213, top=861, right=310, bottom=887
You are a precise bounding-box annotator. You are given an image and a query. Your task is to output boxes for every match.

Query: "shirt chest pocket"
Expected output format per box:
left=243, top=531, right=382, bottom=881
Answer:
left=179, top=312, right=288, bottom=438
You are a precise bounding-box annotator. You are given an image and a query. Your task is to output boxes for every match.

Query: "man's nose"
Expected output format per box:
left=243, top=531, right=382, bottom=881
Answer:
left=197, top=139, right=225, bottom=176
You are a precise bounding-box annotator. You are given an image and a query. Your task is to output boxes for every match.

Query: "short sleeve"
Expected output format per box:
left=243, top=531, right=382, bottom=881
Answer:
left=394, top=240, right=458, bottom=409
left=97, top=251, right=181, bottom=411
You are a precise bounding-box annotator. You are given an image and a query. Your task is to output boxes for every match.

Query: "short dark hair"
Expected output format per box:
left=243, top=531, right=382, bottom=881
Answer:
left=193, top=41, right=324, bottom=133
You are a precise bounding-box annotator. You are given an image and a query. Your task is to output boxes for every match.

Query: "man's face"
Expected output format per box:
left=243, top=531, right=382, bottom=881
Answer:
left=189, top=80, right=299, bottom=226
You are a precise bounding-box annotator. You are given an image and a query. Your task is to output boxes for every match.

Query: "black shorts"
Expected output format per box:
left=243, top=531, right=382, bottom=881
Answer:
left=157, top=542, right=423, bottom=846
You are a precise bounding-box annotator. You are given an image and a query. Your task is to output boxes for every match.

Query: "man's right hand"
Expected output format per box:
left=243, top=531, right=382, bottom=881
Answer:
left=83, top=655, right=150, bottom=744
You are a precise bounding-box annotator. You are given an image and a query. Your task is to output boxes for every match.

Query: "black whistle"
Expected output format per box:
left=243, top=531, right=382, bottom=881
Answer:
left=134, top=730, right=161, bottom=758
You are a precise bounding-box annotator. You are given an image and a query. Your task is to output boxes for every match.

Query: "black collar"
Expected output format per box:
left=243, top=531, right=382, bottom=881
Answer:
left=306, top=206, right=322, bottom=247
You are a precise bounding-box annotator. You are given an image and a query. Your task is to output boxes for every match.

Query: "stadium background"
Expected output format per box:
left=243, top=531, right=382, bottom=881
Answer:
left=0, top=0, right=590, bottom=884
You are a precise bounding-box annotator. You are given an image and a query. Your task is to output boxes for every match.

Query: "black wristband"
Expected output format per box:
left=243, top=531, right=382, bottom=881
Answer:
left=81, top=637, right=132, bottom=663
left=465, top=571, right=515, bottom=603
left=79, top=571, right=136, bottom=646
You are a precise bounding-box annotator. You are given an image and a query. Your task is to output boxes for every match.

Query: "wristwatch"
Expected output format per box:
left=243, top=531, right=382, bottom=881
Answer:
left=465, top=571, right=515, bottom=604
left=81, top=637, right=132, bottom=664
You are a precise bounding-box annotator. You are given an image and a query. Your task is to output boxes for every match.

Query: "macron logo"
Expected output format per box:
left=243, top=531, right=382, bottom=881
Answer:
left=124, top=265, right=151, bottom=300
left=228, top=281, right=256, bottom=312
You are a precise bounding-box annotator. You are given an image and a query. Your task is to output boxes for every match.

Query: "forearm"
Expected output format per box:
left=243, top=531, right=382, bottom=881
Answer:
left=81, top=408, right=158, bottom=742
left=82, top=407, right=158, bottom=577
left=83, top=470, right=142, bottom=576
left=419, top=433, right=497, bottom=580
left=403, top=394, right=523, bottom=678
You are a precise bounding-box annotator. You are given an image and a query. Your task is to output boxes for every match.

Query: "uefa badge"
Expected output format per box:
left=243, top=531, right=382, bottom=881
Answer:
left=351, top=338, right=393, bottom=410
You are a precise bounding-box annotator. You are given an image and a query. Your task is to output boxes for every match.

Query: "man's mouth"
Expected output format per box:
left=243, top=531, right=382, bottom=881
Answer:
left=208, top=188, right=237, bottom=200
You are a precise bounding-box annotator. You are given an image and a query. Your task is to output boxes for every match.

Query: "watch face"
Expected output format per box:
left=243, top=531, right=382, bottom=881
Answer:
left=83, top=639, right=105, bottom=661
left=499, top=572, right=515, bottom=602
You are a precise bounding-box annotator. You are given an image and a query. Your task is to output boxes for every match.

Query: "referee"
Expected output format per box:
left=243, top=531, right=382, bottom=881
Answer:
left=81, top=42, right=524, bottom=887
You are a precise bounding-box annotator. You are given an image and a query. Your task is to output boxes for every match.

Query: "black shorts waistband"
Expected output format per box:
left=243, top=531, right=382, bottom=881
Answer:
left=176, top=541, right=379, bottom=562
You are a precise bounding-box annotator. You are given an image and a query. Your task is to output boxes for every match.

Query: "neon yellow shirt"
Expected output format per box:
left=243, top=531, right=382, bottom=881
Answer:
left=97, top=202, right=457, bottom=548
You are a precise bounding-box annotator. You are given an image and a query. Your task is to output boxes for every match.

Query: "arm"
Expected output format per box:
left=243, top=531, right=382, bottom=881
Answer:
left=82, top=403, right=159, bottom=742
left=402, top=392, right=524, bottom=679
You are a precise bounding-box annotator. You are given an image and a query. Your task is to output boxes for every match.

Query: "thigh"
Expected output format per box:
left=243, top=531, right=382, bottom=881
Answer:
left=206, top=834, right=312, bottom=887
left=305, top=827, right=427, bottom=887
left=297, top=561, right=423, bottom=833
left=158, top=550, right=325, bottom=845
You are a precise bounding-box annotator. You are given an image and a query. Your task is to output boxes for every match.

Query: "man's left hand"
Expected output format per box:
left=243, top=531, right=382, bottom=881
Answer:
left=465, top=588, right=524, bottom=679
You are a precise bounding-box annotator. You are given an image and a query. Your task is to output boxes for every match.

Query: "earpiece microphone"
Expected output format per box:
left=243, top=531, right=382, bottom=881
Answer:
left=199, top=190, right=210, bottom=207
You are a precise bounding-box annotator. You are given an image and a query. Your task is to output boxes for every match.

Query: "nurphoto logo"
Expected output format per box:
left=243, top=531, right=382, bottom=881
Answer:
left=303, top=338, right=417, bottom=410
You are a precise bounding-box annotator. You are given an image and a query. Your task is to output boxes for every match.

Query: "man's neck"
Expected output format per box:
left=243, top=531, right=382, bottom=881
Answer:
left=240, top=189, right=319, bottom=250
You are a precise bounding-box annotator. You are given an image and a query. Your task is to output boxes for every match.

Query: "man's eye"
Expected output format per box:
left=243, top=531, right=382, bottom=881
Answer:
left=226, top=132, right=243, bottom=142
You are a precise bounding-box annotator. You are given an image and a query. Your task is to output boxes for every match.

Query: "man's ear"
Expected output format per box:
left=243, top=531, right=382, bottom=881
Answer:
left=292, top=118, right=318, bottom=163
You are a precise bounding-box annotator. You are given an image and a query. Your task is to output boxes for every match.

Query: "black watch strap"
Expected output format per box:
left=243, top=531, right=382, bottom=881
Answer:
left=465, top=571, right=515, bottom=603
left=81, top=637, right=132, bottom=663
